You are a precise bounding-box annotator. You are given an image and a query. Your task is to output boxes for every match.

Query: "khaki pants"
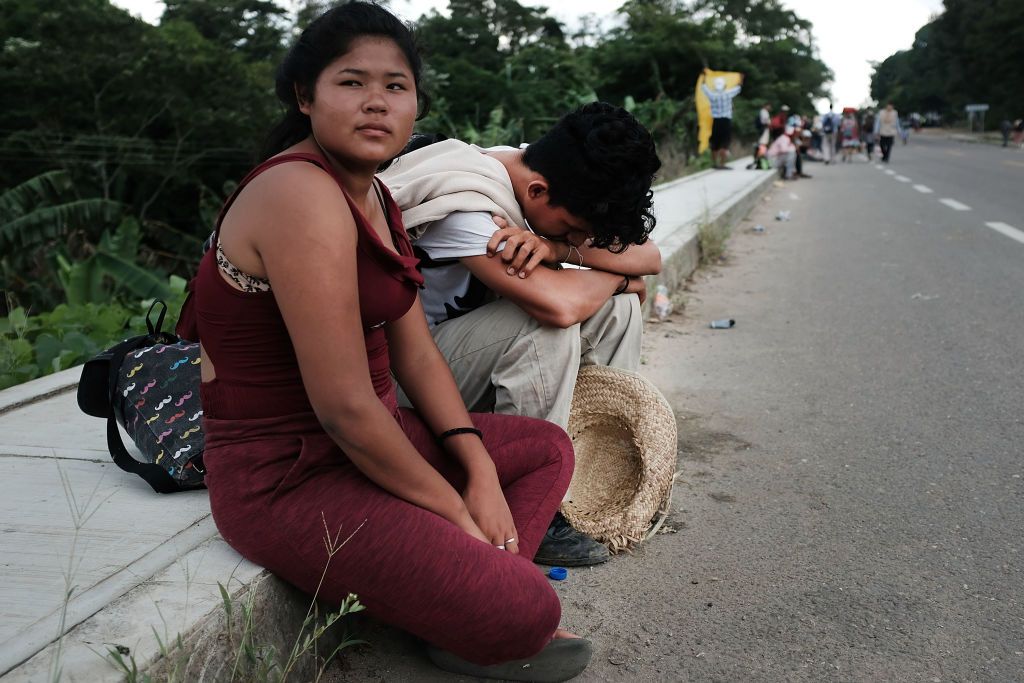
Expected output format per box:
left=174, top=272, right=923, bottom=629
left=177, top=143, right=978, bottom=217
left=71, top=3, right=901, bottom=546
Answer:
left=822, top=133, right=834, bottom=163
left=400, top=296, right=642, bottom=429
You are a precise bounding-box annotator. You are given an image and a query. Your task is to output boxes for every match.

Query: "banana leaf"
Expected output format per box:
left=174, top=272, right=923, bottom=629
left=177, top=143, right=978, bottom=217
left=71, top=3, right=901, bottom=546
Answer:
left=93, top=249, right=172, bottom=301
left=1, top=198, right=123, bottom=249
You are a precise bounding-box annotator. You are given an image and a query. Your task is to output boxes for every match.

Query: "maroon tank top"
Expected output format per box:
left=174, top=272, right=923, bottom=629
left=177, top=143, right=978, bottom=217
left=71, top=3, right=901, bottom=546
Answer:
left=186, top=152, right=423, bottom=421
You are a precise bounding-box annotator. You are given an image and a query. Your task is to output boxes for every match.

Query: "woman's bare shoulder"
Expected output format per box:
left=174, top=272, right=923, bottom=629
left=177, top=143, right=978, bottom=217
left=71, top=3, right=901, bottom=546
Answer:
left=242, top=160, right=345, bottom=209
left=227, top=160, right=353, bottom=237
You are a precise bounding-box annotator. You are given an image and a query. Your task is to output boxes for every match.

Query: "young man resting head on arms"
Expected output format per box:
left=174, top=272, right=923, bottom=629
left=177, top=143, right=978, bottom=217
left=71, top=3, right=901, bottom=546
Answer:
left=381, top=102, right=662, bottom=567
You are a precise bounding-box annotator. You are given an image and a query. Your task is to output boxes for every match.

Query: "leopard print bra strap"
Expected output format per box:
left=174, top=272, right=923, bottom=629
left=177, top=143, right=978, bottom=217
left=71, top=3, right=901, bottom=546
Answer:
left=215, top=239, right=271, bottom=292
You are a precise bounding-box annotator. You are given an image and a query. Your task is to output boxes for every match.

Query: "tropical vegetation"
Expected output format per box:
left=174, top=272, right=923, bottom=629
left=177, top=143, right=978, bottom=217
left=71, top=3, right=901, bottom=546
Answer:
left=870, top=0, right=1024, bottom=127
left=0, top=0, right=831, bottom=388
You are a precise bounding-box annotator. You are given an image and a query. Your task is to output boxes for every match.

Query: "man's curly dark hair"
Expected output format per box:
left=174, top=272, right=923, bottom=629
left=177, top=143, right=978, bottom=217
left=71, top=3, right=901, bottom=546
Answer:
left=522, top=102, right=661, bottom=252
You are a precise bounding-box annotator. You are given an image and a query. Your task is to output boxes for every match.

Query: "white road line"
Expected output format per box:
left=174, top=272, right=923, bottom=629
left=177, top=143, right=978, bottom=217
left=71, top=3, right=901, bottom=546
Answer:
left=874, top=164, right=884, bottom=170
left=939, top=198, right=972, bottom=211
left=913, top=185, right=933, bottom=193
left=985, top=222, right=1024, bottom=245
left=895, top=175, right=911, bottom=182
left=884, top=169, right=896, bottom=175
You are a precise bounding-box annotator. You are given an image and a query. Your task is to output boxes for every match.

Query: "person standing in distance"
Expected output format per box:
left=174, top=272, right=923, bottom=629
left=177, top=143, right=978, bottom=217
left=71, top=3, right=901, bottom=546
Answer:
left=702, top=72, right=743, bottom=169
left=875, top=102, right=902, bottom=163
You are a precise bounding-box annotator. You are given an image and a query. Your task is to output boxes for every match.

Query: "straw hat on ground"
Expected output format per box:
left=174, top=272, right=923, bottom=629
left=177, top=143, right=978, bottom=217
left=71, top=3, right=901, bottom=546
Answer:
left=562, top=365, right=678, bottom=553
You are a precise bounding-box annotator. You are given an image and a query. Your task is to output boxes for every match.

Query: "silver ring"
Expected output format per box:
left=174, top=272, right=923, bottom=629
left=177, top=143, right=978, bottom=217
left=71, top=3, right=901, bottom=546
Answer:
left=505, top=538, right=516, bottom=544
left=495, top=544, right=505, bottom=550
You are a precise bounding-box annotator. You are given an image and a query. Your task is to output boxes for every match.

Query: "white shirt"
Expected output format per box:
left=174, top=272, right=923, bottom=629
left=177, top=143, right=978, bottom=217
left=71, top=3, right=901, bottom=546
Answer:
left=410, top=145, right=532, bottom=327
left=415, top=210, right=528, bottom=326
left=701, top=83, right=741, bottom=119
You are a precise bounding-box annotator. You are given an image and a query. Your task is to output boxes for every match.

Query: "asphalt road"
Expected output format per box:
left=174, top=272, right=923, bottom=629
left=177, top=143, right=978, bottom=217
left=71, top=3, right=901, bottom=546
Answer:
left=625, top=133, right=1024, bottom=682
left=331, top=135, right=1024, bottom=682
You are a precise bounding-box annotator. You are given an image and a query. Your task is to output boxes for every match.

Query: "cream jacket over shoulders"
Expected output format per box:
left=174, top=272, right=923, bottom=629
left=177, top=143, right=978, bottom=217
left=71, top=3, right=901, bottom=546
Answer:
left=379, top=139, right=526, bottom=240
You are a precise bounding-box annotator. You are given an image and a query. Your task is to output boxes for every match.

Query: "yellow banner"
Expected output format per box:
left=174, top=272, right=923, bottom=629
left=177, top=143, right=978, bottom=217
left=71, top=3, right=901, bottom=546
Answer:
left=696, top=69, right=743, bottom=155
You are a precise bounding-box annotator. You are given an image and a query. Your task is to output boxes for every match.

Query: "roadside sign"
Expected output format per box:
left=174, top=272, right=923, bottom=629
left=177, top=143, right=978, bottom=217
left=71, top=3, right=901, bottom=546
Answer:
left=965, top=104, right=988, bottom=132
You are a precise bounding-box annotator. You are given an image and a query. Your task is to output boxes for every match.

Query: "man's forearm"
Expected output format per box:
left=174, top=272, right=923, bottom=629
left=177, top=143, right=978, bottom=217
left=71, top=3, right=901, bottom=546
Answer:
left=576, top=239, right=661, bottom=276
left=542, top=268, right=631, bottom=327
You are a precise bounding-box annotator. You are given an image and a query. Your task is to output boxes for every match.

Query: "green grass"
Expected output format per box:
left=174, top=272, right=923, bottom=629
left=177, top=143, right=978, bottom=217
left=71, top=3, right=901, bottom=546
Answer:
left=103, top=515, right=368, bottom=682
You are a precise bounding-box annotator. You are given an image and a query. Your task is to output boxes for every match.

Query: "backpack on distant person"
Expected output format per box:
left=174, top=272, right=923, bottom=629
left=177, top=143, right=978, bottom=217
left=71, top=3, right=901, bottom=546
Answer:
left=822, top=114, right=835, bottom=134
left=754, top=113, right=765, bottom=133
left=841, top=117, right=857, bottom=138
left=77, top=301, right=206, bottom=493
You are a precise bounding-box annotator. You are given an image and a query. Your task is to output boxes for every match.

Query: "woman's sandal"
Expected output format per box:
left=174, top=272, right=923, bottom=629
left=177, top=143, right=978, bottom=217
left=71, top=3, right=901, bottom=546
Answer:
left=427, top=637, right=593, bottom=682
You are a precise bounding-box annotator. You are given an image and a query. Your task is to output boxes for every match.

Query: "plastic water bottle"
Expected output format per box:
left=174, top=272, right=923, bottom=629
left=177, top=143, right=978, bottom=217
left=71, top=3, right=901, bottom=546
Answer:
left=654, top=285, right=672, bottom=321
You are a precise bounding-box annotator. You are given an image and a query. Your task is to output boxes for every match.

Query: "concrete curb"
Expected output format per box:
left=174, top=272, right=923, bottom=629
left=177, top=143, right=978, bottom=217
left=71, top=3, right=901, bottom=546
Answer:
left=4, top=529, right=342, bottom=682
left=0, top=366, right=80, bottom=416
left=645, top=161, right=777, bottom=308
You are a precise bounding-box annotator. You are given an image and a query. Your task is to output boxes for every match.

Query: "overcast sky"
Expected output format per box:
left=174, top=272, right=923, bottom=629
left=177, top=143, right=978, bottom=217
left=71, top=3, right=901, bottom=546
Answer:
left=112, top=0, right=944, bottom=110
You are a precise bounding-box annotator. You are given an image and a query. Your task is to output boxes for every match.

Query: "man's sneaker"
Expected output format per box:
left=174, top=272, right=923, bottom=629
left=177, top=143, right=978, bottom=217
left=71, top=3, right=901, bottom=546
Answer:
left=534, top=512, right=610, bottom=567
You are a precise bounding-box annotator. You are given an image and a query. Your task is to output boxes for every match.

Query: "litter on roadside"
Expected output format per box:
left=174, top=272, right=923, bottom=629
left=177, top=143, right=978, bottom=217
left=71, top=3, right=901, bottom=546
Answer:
left=752, top=224, right=766, bottom=234
left=709, top=319, right=736, bottom=329
left=775, top=210, right=791, bottom=221
left=653, top=285, right=672, bottom=320
left=548, top=567, right=568, bottom=581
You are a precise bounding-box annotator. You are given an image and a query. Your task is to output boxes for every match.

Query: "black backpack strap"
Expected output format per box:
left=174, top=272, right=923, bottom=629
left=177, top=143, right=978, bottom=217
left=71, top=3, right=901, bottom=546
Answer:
left=105, top=415, right=183, bottom=494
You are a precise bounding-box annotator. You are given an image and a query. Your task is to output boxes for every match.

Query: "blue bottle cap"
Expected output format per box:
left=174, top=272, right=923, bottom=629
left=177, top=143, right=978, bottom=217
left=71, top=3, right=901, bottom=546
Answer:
left=548, top=567, right=568, bottom=581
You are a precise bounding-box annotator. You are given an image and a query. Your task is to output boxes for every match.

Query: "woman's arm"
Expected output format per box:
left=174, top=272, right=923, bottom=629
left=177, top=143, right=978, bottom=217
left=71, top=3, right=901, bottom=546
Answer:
left=387, top=297, right=495, bottom=478
left=243, top=164, right=484, bottom=540
left=387, top=298, right=521, bottom=553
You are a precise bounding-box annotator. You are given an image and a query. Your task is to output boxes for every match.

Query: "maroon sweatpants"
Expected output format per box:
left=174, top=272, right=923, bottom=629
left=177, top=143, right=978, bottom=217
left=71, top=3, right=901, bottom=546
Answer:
left=203, top=408, right=573, bottom=665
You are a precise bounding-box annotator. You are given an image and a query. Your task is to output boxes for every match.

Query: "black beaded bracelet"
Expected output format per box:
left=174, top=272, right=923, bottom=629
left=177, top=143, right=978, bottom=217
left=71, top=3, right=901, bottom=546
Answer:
left=437, top=427, right=483, bottom=444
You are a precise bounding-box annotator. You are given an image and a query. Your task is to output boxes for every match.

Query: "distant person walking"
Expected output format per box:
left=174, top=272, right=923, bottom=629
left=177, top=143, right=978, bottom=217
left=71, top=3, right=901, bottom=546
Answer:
left=839, top=110, right=860, bottom=163
left=875, top=102, right=902, bottom=163
left=757, top=102, right=772, bottom=147
left=820, top=104, right=838, bottom=165
left=1000, top=119, right=1012, bottom=147
left=748, top=102, right=772, bottom=169
left=861, top=109, right=877, bottom=160
left=701, top=73, right=743, bottom=169
left=1014, top=119, right=1024, bottom=148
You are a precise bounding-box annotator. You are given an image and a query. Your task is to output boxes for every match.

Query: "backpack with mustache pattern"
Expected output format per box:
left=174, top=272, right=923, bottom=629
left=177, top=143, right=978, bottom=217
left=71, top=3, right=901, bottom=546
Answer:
left=77, top=301, right=206, bottom=493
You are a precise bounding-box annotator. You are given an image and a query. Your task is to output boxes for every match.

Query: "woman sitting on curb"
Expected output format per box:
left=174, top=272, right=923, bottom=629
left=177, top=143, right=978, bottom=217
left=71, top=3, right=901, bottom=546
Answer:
left=178, top=3, right=591, bottom=680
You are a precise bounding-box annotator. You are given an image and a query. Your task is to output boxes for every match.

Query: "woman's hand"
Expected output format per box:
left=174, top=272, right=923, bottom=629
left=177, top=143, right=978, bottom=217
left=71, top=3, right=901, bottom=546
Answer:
left=462, top=469, right=520, bottom=554
left=485, top=216, right=560, bottom=279
left=451, top=508, right=491, bottom=546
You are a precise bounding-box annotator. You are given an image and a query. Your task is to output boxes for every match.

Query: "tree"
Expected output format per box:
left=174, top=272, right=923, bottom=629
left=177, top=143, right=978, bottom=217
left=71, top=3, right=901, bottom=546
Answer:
left=162, top=0, right=289, bottom=63
left=414, top=0, right=589, bottom=141
left=582, top=0, right=830, bottom=160
left=871, top=0, right=1024, bottom=124
left=0, top=0, right=280, bottom=310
